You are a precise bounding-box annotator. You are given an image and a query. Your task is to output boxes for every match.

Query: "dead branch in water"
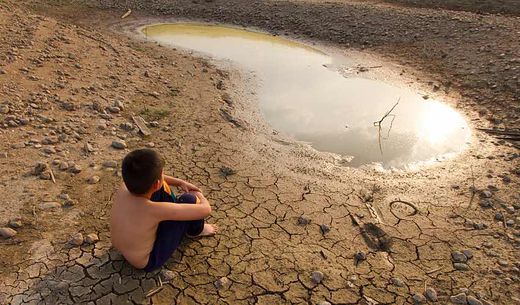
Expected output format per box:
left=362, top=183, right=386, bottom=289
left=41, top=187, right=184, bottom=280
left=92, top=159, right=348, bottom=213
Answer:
left=374, top=99, right=400, bottom=155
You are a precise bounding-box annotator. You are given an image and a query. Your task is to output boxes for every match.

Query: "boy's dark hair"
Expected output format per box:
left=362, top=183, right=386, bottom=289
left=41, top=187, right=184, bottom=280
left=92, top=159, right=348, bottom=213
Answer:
left=122, top=149, right=165, bottom=195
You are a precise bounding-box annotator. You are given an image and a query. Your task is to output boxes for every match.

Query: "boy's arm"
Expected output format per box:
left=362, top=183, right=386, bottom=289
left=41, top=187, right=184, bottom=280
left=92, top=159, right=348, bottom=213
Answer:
left=150, top=192, right=211, bottom=221
left=163, top=174, right=201, bottom=192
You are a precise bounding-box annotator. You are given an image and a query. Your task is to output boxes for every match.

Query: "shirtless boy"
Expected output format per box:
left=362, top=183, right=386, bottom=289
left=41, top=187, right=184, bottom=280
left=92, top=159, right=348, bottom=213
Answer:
left=111, top=149, right=217, bottom=272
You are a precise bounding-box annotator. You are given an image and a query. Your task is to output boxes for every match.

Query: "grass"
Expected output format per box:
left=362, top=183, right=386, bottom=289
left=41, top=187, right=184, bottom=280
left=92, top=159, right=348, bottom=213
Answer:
left=140, top=107, right=171, bottom=121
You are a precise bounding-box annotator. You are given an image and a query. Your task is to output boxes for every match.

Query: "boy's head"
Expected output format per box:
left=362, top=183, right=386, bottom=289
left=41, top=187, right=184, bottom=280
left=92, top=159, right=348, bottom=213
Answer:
left=122, top=149, right=164, bottom=195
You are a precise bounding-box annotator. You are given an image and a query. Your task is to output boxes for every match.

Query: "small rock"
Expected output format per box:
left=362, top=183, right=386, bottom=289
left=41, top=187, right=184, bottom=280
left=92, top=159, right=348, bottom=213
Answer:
left=0, top=227, right=17, bottom=238
left=467, top=296, right=483, bottom=305
left=63, top=199, right=77, bottom=207
left=424, top=287, right=438, bottom=302
left=480, top=190, right=492, bottom=198
left=59, top=162, right=69, bottom=171
left=479, top=199, right=493, bottom=208
left=84, top=233, right=99, bottom=244
left=8, top=219, right=22, bottom=228
left=160, top=269, right=176, bottom=281
left=390, top=277, right=404, bottom=287
left=214, top=276, right=231, bottom=289
left=452, top=251, right=468, bottom=263
left=103, top=160, right=118, bottom=168
left=311, top=271, right=324, bottom=284
left=146, top=142, right=155, bottom=148
left=355, top=251, right=367, bottom=262
left=319, top=224, right=330, bottom=235
left=69, top=233, right=84, bottom=246
left=451, top=293, right=468, bottom=304
left=84, top=143, right=95, bottom=153
left=69, top=164, right=82, bottom=174
left=297, top=216, right=311, bottom=225
left=462, top=249, right=473, bottom=259
left=150, top=121, right=160, bottom=127
left=453, top=263, right=470, bottom=271
left=413, top=293, right=426, bottom=304
left=111, top=140, right=127, bottom=149
left=107, top=106, right=120, bottom=114
left=40, top=202, right=62, bottom=210
left=87, top=176, right=100, bottom=184
left=494, top=212, right=504, bottom=221
left=318, top=302, right=331, bottom=305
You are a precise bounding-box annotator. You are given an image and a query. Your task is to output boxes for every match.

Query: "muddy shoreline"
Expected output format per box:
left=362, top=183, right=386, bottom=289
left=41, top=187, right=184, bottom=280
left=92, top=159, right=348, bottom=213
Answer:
left=84, top=0, right=520, bottom=131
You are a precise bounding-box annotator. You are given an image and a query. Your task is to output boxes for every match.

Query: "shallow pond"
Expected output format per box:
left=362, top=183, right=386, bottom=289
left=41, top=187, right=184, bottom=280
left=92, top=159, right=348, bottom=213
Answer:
left=141, top=23, right=471, bottom=169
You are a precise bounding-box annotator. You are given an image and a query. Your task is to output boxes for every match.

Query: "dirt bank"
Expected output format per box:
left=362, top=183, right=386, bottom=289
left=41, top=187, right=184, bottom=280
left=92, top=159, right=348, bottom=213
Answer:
left=1, top=0, right=519, bottom=304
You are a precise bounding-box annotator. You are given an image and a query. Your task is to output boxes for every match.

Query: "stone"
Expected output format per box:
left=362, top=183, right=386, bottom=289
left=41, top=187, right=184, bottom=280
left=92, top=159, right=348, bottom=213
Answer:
left=311, top=271, right=324, bottom=284
left=59, top=162, right=69, bottom=171
left=495, top=212, right=504, bottom=221
left=40, top=202, right=62, bottom=210
left=33, top=162, right=49, bottom=175
left=424, top=287, right=438, bottom=302
left=107, top=106, right=120, bottom=113
left=70, top=164, right=82, bottom=174
left=84, top=143, right=95, bottom=153
left=146, top=142, right=155, bottom=148
left=452, top=251, right=468, bottom=263
left=87, top=176, right=100, bottom=184
left=69, top=233, right=84, bottom=246
left=111, top=140, right=127, bottom=149
left=413, top=293, right=426, bottom=304
left=103, top=160, right=118, bottom=168
left=0, top=227, right=17, bottom=238
left=468, top=296, right=483, bottom=305
left=480, top=190, right=492, bottom=198
left=160, top=269, right=176, bottom=281
left=319, top=224, right=330, bottom=235
left=453, top=263, right=470, bottom=271
left=8, top=219, right=22, bottom=228
left=390, top=277, right=404, bottom=287
left=318, top=302, right=331, bottom=305
left=297, top=216, right=311, bottom=225
left=355, top=251, right=367, bottom=262
left=451, top=293, right=467, bottom=304
left=462, top=249, right=473, bottom=259
left=84, top=233, right=99, bottom=244
left=214, top=276, right=231, bottom=289
left=150, top=121, right=160, bottom=127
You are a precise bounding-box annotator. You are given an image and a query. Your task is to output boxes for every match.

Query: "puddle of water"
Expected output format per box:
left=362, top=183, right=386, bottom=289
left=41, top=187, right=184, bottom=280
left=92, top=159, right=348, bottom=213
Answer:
left=141, top=23, right=471, bottom=169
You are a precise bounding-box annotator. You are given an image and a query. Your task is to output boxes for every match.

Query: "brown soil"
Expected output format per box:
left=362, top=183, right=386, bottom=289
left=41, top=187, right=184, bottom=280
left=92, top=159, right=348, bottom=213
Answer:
left=1, top=0, right=519, bottom=305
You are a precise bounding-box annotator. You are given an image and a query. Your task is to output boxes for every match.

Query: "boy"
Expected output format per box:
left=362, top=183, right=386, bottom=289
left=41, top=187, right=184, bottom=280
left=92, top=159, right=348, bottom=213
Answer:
left=110, top=149, right=217, bottom=272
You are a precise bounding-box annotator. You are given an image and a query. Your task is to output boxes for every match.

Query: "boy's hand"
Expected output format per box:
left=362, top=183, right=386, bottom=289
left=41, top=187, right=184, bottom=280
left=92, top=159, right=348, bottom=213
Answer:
left=180, top=181, right=202, bottom=193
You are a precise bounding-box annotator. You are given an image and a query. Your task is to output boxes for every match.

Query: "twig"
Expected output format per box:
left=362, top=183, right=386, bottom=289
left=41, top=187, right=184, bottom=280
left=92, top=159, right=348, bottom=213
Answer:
left=146, top=286, right=163, bottom=298
left=467, top=165, right=476, bottom=209
left=121, top=9, right=132, bottom=19
left=426, top=267, right=443, bottom=274
left=48, top=164, right=56, bottom=184
left=374, top=99, right=400, bottom=156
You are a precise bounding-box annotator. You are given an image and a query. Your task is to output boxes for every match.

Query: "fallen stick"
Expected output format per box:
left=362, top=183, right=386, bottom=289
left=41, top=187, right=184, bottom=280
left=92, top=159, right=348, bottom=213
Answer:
left=121, top=9, right=132, bottom=19
left=48, top=164, right=56, bottom=184
left=145, top=286, right=163, bottom=298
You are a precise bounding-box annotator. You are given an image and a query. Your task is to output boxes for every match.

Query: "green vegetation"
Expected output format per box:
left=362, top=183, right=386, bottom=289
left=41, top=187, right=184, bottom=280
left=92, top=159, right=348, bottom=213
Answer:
left=140, top=107, right=171, bottom=121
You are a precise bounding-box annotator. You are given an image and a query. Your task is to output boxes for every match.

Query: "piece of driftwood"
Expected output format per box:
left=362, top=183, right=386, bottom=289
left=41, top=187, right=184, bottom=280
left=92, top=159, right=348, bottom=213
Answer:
left=132, top=115, right=152, bottom=136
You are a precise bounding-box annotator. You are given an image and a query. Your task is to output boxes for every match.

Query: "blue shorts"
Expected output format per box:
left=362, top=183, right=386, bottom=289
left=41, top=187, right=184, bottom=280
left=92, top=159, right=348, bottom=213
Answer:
left=144, top=187, right=204, bottom=272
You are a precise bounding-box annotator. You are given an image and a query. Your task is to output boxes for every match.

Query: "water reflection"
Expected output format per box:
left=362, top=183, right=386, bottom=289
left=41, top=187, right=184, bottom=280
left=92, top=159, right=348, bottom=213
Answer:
left=142, top=23, right=471, bottom=168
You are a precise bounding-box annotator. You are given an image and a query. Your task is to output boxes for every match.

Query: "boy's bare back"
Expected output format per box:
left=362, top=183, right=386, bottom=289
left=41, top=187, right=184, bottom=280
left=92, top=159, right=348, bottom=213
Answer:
left=111, top=183, right=217, bottom=269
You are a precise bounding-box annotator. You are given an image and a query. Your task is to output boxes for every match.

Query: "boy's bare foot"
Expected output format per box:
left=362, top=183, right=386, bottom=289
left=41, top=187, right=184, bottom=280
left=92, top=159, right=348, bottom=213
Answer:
left=188, top=224, right=218, bottom=238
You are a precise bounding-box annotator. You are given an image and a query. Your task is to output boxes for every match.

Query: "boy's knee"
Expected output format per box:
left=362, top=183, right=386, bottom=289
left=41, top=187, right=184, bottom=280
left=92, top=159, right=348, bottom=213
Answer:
left=176, top=193, right=198, bottom=204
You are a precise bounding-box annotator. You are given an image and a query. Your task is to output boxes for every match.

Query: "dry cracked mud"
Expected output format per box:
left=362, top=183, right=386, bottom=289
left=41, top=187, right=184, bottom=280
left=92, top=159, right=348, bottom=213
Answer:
left=0, top=0, right=519, bottom=304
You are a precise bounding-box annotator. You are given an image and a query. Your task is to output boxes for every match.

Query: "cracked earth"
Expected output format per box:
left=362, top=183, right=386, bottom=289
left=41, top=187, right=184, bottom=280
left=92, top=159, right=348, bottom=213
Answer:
left=0, top=0, right=519, bottom=304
